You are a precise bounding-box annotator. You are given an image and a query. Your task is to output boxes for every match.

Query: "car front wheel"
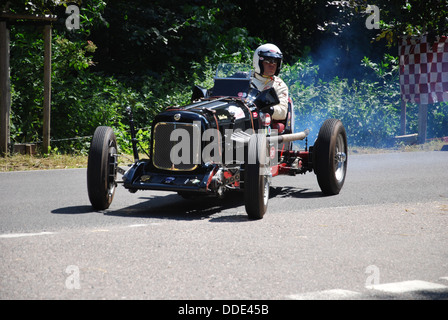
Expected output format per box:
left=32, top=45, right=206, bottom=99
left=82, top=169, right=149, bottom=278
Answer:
left=314, top=119, right=347, bottom=195
left=87, top=126, right=118, bottom=210
left=244, top=134, right=270, bottom=220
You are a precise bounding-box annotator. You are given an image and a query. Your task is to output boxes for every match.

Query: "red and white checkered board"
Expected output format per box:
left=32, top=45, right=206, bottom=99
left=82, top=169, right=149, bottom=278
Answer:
left=399, top=35, right=448, bottom=104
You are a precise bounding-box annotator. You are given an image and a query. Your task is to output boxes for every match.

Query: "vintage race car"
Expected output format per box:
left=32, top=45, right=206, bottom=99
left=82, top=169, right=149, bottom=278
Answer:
left=87, top=63, right=347, bottom=219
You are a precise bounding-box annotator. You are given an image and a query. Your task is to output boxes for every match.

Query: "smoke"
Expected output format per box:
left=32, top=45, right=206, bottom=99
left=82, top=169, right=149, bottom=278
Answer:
left=284, top=4, right=401, bottom=148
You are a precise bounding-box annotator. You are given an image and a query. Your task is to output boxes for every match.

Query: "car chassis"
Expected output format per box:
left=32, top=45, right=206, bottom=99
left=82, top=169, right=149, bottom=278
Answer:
left=87, top=64, right=347, bottom=219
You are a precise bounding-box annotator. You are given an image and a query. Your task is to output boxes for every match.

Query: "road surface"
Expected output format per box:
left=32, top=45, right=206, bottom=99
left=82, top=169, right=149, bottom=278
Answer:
left=1, top=151, right=447, bottom=300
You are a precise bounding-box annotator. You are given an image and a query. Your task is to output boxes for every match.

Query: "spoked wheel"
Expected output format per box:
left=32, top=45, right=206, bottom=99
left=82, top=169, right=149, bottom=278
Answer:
left=87, top=126, right=118, bottom=210
left=314, top=119, right=348, bottom=195
left=244, top=134, right=270, bottom=220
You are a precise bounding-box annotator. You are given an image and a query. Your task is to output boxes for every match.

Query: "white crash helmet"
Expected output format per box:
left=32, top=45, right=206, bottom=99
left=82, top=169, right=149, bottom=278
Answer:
left=253, top=43, right=283, bottom=76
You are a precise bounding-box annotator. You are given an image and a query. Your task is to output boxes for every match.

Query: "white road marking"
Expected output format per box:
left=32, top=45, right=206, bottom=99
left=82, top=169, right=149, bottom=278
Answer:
left=0, top=223, right=162, bottom=239
left=287, top=289, right=362, bottom=300
left=366, top=280, right=448, bottom=293
left=127, top=223, right=162, bottom=227
left=288, top=278, right=448, bottom=299
left=0, top=231, right=55, bottom=239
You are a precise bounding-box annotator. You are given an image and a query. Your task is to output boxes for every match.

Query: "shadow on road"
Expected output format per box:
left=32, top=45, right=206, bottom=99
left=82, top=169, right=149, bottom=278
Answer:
left=270, top=186, right=324, bottom=199
left=52, top=186, right=325, bottom=222
left=51, top=205, right=97, bottom=215
left=105, top=192, right=247, bottom=221
left=51, top=192, right=248, bottom=222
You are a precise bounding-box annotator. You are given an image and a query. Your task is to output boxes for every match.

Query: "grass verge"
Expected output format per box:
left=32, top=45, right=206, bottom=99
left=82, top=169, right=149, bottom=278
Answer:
left=0, top=153, right=88, bottom=172
left=1, top=140, right=447, bottom=172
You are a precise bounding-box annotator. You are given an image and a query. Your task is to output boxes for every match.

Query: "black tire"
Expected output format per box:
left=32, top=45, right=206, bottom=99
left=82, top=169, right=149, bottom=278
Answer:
left=244, top=134, right=270, bottom=220
left=314, top=119, right=348, bottom=195
left=87, top=126, right=118, bottom=210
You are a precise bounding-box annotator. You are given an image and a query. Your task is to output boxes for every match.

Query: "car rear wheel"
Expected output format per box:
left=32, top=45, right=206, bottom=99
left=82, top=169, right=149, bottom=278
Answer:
left=87, top=126, right=118, bottom=210
left=314, top=119, right=347, bottom=195
left=244, top=134, right=270, bottom=220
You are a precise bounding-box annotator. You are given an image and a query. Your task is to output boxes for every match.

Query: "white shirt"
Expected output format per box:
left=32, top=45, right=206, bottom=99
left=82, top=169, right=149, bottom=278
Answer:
left=251, top=72, right=289, bottom=120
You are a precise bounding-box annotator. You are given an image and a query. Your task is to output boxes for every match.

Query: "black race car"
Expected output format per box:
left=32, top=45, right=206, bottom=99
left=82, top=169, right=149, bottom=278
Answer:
left=87, top=64, right=347, bottom=219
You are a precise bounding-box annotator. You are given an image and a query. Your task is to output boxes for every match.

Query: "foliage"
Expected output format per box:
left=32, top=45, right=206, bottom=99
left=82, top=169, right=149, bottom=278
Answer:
left=3, top=0, right=448, bottom=155
left=282, top=54, right=448, bottom=147
left=322, top=0, right=448, bottom=47
left=377, top=0, right=448, bottom=46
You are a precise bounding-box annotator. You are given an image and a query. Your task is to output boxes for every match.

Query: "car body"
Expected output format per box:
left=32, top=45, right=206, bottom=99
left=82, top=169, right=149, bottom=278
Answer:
left=87, top=64, right=347, bottom=219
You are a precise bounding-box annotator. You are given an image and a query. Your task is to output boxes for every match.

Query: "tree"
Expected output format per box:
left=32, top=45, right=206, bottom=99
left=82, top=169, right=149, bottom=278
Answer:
left=321, top=0, right=448, bottom=47
left=88, top=0, right=253, bottom=78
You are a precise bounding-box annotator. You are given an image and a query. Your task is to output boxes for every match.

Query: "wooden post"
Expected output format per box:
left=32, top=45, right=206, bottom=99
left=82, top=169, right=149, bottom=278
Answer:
left=0, top=21, right=10, bottom=156
left=43, top=24, right=52, bottom=153
left=400, top=99, right=406, bottom=135
left=418, top=103, right=428, bottom=144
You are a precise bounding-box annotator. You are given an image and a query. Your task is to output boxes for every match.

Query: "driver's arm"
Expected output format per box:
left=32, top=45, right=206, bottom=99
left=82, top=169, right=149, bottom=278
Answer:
left=271, top=78, right=289, bottom=120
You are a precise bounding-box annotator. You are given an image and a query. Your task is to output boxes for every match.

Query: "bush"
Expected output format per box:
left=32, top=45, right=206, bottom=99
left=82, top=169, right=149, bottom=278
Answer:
left=9, top=22, right=447, bottom=155
left=282, top=55, right=448, bottom=147
left=9, top=28, right=190, bottom=154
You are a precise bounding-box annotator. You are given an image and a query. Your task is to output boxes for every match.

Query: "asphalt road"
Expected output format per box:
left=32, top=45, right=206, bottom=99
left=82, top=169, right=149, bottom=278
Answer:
left=1, top=151, right=448, bottom=300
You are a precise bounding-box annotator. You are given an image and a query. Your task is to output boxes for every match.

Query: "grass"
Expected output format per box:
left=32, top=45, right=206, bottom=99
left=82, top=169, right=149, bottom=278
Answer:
left=350, top=139, right=448, bottom=154
left=1, top=140, right=447, bottom=172
left=0, top=153, right=88, bottom=172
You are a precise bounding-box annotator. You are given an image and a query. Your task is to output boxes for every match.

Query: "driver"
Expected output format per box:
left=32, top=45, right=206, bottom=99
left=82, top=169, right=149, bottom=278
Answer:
left=251, top=43, right=288, bottom=120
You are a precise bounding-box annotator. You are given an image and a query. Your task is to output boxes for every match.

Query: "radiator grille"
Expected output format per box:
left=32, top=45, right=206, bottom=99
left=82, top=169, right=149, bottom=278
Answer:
left=152, top=122, right=201, bottom=171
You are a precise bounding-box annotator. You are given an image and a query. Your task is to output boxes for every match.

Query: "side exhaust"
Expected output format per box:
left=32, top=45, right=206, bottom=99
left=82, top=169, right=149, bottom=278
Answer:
left=231, top=129, right=310, bottom=144
left=268, top=129, right=310, bottom=143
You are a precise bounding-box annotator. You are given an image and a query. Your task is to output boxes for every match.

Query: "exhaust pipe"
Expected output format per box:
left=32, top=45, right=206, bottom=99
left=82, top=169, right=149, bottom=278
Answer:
left=268, top=129, right=310, bottom=143
left=231, top=129, right=310, bottom=144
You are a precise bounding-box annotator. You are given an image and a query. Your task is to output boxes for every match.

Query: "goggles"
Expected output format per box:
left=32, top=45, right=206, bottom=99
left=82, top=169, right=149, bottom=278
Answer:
left=262, top=57, right=278, bottom=64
